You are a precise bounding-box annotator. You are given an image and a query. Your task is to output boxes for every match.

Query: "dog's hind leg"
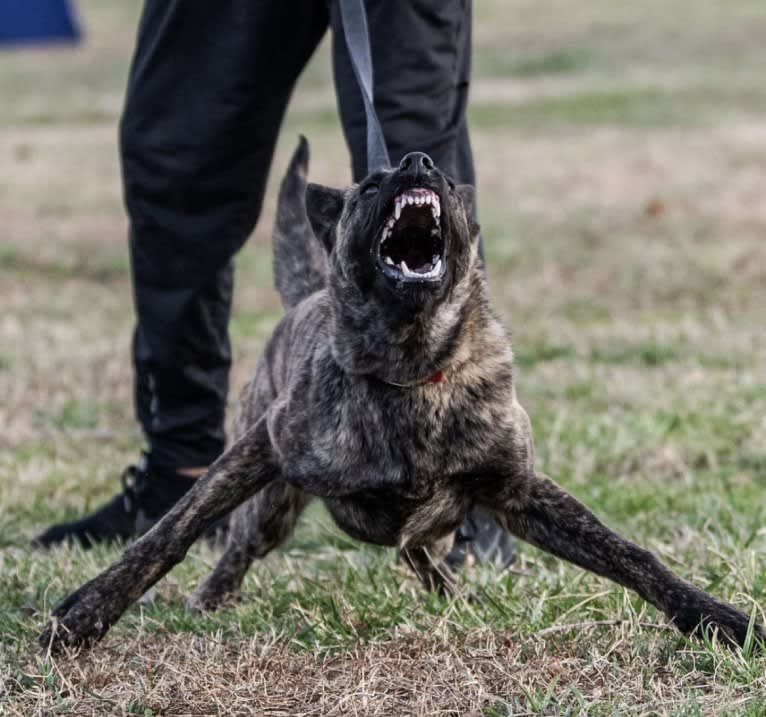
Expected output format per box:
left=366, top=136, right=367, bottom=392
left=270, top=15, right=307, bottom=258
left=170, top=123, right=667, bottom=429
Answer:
left=188, top=482, right=312, bottom=610
left=487, top=470, right=764, bottom=649
left=401, top=535, right=457, bottom=597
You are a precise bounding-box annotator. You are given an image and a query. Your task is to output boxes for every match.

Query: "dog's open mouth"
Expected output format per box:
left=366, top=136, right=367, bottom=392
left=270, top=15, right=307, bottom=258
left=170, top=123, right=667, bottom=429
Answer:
left=377, top=187, right=445, bottom=283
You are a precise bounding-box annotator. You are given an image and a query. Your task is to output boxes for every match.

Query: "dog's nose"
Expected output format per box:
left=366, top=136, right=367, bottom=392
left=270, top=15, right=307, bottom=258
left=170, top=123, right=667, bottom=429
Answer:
left=398, top=151, right=434, bottom=175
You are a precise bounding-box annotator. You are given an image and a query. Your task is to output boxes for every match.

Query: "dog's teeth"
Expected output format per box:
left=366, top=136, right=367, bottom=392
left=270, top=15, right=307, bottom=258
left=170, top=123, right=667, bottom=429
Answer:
left=407, top=196, right=414, bottom=205
left=420, top=259, right=439, bottom=279
left=395, top=201, right=402, bottom=220
left=384, top=256, right=394, bottom=265
left=433, top=202, right=440, bottom=218
left=397, top=257, right=443, bottom=280
left=424, top=194, right=432, bottom=205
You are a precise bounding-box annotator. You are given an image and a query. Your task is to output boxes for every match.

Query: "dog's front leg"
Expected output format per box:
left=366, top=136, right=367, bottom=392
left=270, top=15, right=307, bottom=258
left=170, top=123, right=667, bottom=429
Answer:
left=39, top=418, right=278, bottom=653
left=486, top=471, right=763, bottom=649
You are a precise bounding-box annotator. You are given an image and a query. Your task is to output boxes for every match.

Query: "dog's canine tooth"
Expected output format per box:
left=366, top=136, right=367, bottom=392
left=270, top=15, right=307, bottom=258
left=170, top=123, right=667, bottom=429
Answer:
left=384, top=256, right=394, bottom=265
left=395, top=201, right=402, bottom=220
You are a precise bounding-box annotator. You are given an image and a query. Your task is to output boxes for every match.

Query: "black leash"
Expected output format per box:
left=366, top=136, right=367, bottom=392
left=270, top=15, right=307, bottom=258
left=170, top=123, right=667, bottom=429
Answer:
left=338, top=0, right=391, bottom=174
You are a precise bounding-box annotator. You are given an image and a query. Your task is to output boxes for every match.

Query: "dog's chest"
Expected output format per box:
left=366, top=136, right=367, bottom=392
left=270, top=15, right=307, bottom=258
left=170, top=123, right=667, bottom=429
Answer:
left=269, top=363, right=512, bottom=497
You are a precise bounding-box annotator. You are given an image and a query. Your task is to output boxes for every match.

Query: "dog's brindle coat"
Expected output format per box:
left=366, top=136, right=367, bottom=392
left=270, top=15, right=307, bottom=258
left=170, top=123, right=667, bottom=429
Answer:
left=41, top=140, right=763, bottom=652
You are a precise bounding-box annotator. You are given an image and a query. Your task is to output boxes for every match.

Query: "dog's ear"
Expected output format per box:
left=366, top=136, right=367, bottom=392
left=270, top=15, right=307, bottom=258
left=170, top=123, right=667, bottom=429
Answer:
left=306, top=183, right=344, bottom=253
left=455, top=184, right=475, bottom=220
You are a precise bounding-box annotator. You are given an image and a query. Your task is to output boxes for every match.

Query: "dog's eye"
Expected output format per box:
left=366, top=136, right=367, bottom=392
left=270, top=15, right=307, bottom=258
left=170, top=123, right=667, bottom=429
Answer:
left=360, top=182, right=379, bottom=197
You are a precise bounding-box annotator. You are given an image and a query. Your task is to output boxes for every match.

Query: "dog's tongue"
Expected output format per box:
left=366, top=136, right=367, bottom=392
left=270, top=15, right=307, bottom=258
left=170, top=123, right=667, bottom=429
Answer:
left=413, top=261, right=433, bottom=273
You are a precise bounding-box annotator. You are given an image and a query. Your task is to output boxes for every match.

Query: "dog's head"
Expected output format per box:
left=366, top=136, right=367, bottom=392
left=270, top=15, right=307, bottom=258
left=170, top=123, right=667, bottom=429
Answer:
left=307, top=151, right=480, bottom=315
left=296, top=146, right=485, bottom=382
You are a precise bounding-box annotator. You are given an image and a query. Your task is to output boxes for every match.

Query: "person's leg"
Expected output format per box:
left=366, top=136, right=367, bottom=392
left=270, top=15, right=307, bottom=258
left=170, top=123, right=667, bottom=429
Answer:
left=35, top=0, right=329, bottom=548
left=331, top=0, right=474, bottom=183
left=331, top=0, right=513, bottom=569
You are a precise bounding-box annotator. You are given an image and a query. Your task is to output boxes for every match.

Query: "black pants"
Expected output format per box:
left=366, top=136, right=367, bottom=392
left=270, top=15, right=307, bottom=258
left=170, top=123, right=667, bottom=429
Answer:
left=121, top=0, right=475, bottom=470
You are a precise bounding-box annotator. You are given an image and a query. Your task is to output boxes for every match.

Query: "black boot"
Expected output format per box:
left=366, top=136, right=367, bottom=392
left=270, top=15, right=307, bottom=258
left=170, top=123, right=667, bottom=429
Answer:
left=130, top=456, right=198, bottom=537
left=32, top=453, right=196, bottom=549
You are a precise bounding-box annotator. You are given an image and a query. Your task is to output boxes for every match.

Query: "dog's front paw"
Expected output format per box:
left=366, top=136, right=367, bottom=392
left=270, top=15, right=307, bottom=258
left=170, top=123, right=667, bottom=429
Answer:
left=39, top=581, right=116, bottom=653
left=675, top=593, right=765, bottom=651
left=702, top=607, right=765, bottom=651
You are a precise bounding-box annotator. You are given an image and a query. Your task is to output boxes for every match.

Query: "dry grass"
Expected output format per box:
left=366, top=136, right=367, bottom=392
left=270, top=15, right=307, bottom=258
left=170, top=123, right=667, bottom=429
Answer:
left=5, top=626, right=765, bottom=716
left=2, top=1, right=766, bottom=714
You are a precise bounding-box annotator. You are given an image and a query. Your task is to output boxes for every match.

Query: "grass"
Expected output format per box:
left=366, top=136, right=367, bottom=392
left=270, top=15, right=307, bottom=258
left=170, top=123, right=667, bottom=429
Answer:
left=2, top=0, right=766, bottom=714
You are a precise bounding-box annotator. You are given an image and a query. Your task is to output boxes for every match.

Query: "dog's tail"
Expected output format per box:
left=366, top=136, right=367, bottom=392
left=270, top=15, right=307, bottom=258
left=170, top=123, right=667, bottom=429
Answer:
left=273, top=136, right=328, bottom=310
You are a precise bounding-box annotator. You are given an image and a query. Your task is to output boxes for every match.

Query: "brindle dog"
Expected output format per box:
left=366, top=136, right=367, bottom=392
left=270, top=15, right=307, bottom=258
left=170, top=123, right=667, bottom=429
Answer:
left=41, top=139, right=763, bottom=652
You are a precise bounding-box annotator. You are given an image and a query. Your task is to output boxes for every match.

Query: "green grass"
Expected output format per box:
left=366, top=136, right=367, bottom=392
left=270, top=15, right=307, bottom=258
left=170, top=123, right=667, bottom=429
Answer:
left=3, top=0, right=766, bottom=714
left=469, top=85, right=766, bottom=129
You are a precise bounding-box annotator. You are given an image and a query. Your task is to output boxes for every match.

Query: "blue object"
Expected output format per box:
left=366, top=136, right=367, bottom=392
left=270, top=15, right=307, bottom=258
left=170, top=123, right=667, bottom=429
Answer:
left=0, top=0, right=81, bottom=45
